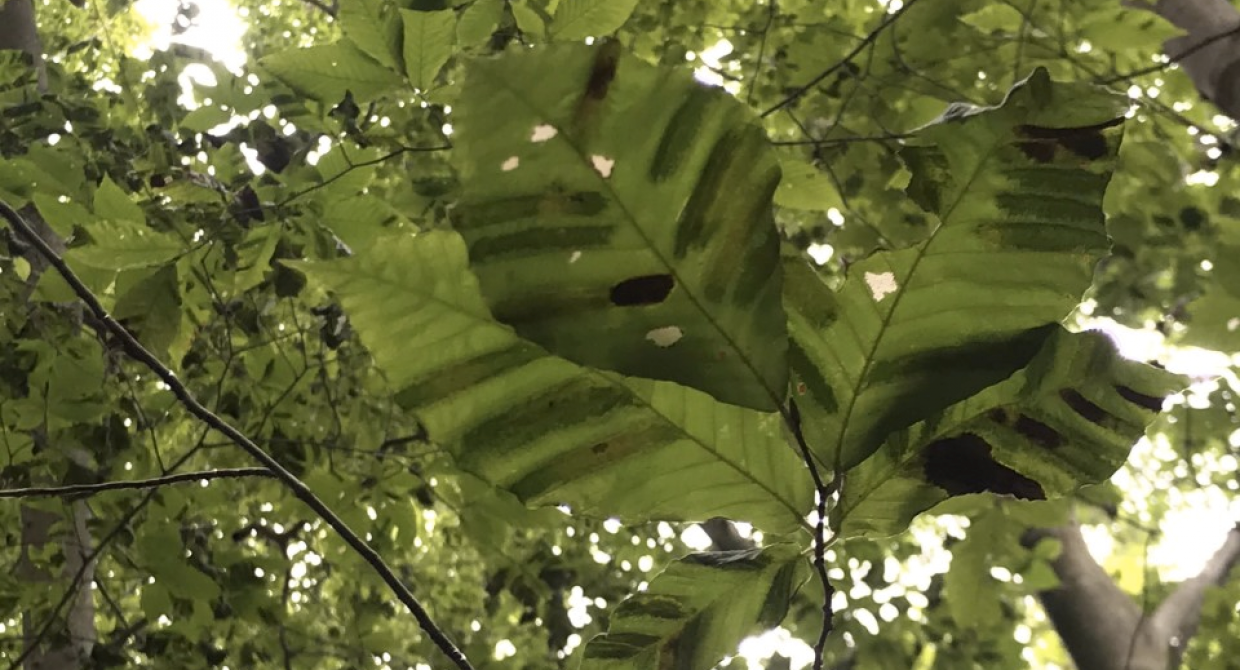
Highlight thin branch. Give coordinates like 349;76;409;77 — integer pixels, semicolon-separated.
1097;23;1240;86
0;468;274;499
747;0;779;105
770;133;911;147
299;0;337;17
786;400;834;670
274;144;451;210
8;429;212;670
760;0;923;118
0;199;475;670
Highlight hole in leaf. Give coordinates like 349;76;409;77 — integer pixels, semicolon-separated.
923;433;1045;500
1059;389;1109;424
610;274;674;306
1115;385;1164;412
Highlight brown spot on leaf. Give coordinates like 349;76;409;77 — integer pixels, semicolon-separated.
1015;117;1122;163
1115;385;1164;412
584;39;621;102
1014;415;1064;449
1060;389;1109;424
923;433;1045;500
987;408;1008;424
592;443;608;455
610;274;674;306
796;382;807;395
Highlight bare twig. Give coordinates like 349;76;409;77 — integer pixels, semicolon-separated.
0;199;475;670
760;0;923;118
0;468;273;499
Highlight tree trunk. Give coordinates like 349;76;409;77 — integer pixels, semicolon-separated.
1134;0;1240;120
1;3;97;668
1030;522;1240;670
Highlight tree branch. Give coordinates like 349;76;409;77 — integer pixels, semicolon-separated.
760;0;923;118
1149;524;1240;667
1026;523;1145;670
0;199;475;670
0;468;275;499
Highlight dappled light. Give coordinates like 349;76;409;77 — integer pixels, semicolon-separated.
1;0;1239;669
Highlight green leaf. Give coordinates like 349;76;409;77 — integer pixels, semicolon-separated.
788;69;1128;470
552;0;640;40
261;41;404;103
831;328;1185;538
293;232;813;532
582;545;805;670
1182;289;1240;353
510;0;547;39
69;219;185;270
179;105;233;133
340;0;404;71
32;192;93;237
400;8;455;91
457;0;504;46
140;583;173;620
944;510;1004;630
233;226;280;295
93;174;144;224
113;264;183;358
454;43;788;411
774;156;841;212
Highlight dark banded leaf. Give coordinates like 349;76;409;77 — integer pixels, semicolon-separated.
291;232;812;533
582;544;806;670
787;69;1128;471
832;328;1185;538
453;43;787;411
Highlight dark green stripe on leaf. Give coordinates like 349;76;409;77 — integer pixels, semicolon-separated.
462;380;631;456
394;344;545;409
583;633;662;659
1115;385;1164;412
508;421;683;502
1014;415;1064;450
614;594;689;620
1059;389;1109;425
788;341;837;413
469;225;615;263
650;85;717;183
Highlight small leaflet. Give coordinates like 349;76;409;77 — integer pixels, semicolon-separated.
645;326;683;347
502;156;520;171
530;124;558;142
864;271;898;302
591;155;615;178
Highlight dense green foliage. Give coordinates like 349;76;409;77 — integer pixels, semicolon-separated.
1;0;1238;669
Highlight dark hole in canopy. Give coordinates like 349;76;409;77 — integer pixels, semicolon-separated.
610;274;675;306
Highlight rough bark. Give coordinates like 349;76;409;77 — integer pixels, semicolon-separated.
1030;522;1240;670
0;0;47;90
1;3;97;668
1136;0;1240;120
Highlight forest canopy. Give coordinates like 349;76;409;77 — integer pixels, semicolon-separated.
1;1;1239;669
